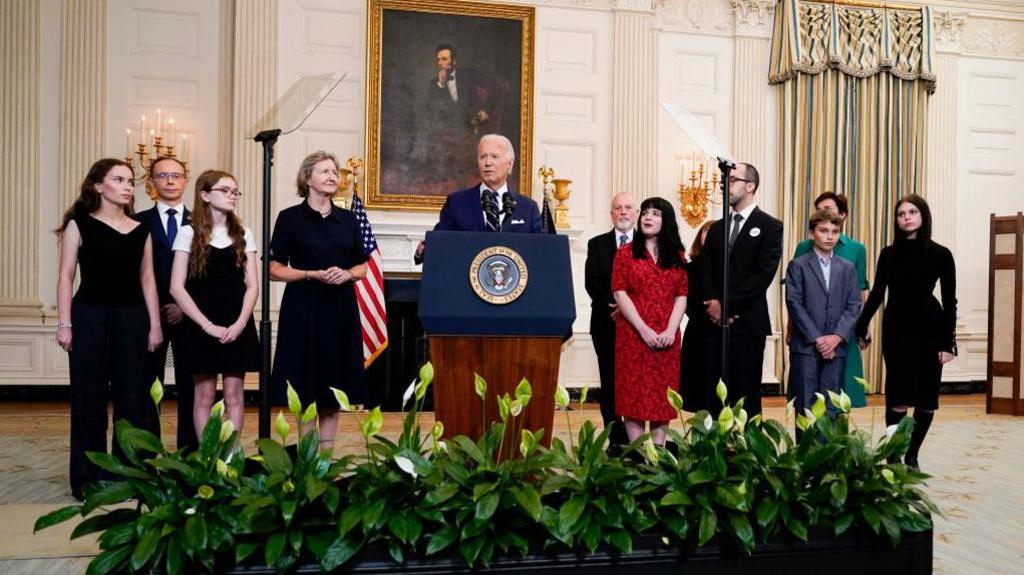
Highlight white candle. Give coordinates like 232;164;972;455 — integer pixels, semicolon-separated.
156;109;163;136
181;134;189;162
167;118;175;151
125;129;132;156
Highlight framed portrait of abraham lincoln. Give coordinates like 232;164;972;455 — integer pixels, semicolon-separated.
365;0;535;210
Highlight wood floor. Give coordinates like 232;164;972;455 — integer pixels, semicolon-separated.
1;395;1021;574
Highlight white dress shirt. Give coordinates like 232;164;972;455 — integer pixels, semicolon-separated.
479;182;510;225
156;201;184;235
438;70;459;102
729;202;757;236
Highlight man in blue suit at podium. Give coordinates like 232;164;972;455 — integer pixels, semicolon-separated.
415;134;542;262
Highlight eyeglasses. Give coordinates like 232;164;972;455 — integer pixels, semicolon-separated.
728;176;751;184
154;172;185;181
210;187;242;197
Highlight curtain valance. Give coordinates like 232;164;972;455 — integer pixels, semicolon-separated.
770;0;936;93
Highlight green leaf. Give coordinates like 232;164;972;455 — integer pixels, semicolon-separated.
265;531;286;567
475;492;500;521
98;522;137;549
301;402;318;426
85;452;151;480
83;481;136;514
130;528;161;571
426;525;457;555
861;506;882;534
235;542;258;564
360;407;383;438
85;545;132;575
116;422;164;454
184;515;207;551
512;486;542;521
320;536;362;571
830;478;848;507
459;536;486;565
286;382;303;417
834;512;855;536
609;529;633;554
728;513;754;550
756;498;779;527
698;509;717;545
71;509;135;540
474;373;487;399
255;439;293;474
558;494;587;533
166;536;183;575
660;491;691;507
33;505;82;533
686;468;714;485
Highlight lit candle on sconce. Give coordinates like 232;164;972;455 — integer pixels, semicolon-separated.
125;129;132;157
181;134;189;163
156;109;163;136
167;118;175;150
138;114;146;136
149;129;156;150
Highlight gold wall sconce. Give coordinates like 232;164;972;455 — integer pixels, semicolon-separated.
678;150;721;228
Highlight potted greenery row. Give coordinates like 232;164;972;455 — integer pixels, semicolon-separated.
36;365;938;574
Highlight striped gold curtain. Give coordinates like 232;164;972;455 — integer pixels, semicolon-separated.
770;0;936;393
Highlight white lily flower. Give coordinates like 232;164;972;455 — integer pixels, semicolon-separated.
394;455;417;478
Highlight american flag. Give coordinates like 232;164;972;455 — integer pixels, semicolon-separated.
351;193;388;366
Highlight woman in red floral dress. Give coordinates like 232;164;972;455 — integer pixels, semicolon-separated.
612;197;688;445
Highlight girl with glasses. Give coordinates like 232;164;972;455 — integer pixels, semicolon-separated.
169;170;260;448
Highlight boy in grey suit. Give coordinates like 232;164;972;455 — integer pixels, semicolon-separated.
785;210;862;423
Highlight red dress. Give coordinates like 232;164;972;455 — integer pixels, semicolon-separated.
612;246;688;421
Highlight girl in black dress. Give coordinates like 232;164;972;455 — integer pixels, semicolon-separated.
56;158;163;499
857;195;957;471
270;151;368;453
169;170;259;444
680;220;714;413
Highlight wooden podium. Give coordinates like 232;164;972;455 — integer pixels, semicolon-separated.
419;232;576;444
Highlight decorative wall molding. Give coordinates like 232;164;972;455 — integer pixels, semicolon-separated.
731;0;774;39
654;0;734;37
962;16;1024;60
615;0;654;13
934;11;968;54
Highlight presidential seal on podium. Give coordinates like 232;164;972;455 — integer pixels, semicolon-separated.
469;246;528;304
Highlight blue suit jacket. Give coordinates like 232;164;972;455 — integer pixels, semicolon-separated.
435;185;543;233
785;251;861;358
135;206;190;305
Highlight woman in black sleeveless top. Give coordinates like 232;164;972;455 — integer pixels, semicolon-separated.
169;170;260;447
55;158;163;500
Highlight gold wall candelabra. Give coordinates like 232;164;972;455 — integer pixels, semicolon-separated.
124;110;191;200
678;151;721;228
333;158;364;209
538;165;572;229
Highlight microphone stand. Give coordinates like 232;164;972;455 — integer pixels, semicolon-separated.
254;128;281;439
717;158;734;390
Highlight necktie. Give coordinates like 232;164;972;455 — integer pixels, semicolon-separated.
483;189;500;232
619;234;628;247
728;213;743;248
166;208;178;246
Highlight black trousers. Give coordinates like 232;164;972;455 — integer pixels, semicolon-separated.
704;329;766;417
68;303;155;494
591;319;627;444
147;320;196;451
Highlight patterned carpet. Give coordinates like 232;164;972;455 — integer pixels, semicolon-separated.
0;397;1021;574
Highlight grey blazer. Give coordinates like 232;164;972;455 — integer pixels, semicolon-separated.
785;251;862;357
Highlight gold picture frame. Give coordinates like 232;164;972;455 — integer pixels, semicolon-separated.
365;0;535;211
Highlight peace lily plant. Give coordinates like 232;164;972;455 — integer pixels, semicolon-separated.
36;367;938;574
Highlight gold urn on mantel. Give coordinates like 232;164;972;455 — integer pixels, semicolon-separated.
538;165;573;229
334;157;364;209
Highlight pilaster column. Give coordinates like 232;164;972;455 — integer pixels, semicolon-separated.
58;0;106;210
612;0;657;200
231;0;278;242
927;12;967;251
731;1;774;180
0;0;43;316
